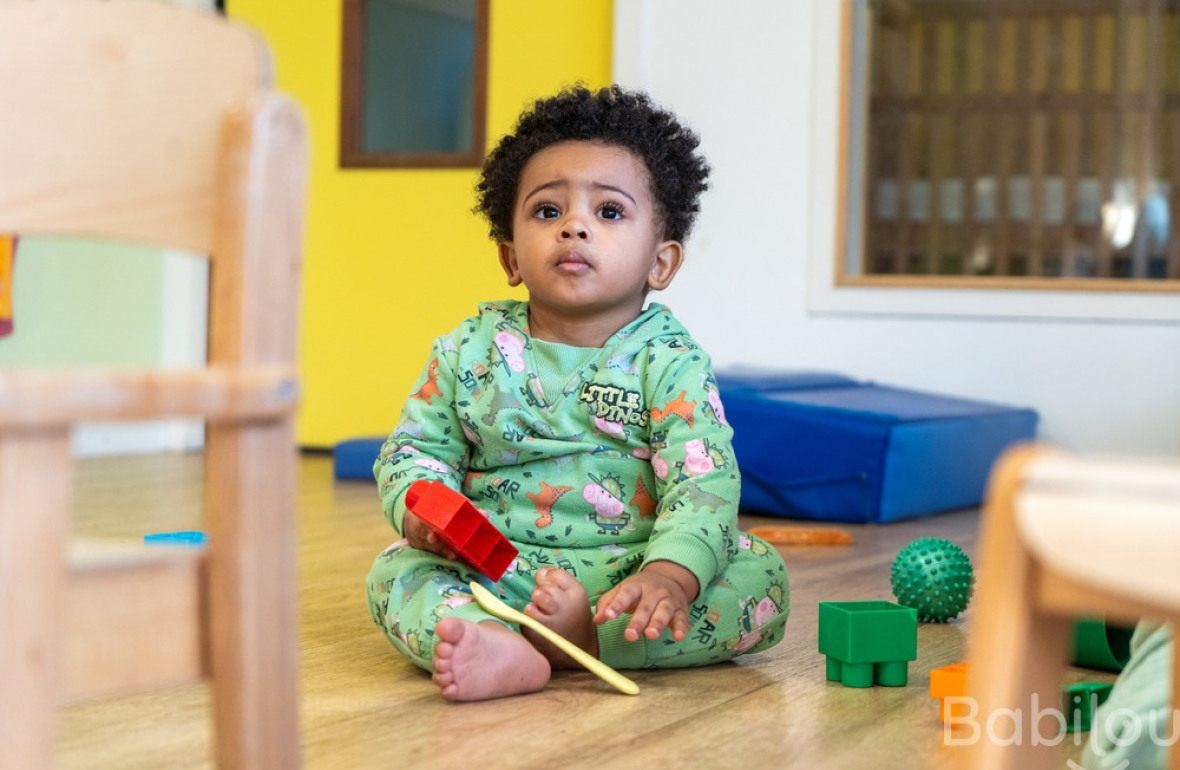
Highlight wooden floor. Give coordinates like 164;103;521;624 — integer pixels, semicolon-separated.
56;452;1100;769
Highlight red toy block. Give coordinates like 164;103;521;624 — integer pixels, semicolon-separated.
929;662;969;723
404;480;518;581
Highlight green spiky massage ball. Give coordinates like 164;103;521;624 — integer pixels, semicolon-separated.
891;537;975;623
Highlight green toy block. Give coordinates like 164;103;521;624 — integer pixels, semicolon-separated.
818;600;918;688
1072;618;1134;672
1063;682;1113;733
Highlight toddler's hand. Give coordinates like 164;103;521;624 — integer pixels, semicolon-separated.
402;509;458;561
593;561;699;642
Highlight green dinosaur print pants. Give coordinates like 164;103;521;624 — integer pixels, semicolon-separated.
366;532;790;671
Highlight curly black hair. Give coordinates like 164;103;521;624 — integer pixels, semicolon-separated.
475;85;710;244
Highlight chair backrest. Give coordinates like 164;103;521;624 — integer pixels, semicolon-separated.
0;0;262;252
1016;452;1180;615
0;0;306;374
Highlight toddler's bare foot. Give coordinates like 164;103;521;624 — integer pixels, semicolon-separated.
523;567;598;668
432;617;550;701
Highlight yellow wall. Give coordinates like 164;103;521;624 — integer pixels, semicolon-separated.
227;1;614;446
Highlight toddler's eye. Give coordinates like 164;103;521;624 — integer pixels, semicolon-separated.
598;203;625;220
533;204;560;219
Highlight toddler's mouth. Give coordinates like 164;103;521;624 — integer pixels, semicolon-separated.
556;251;592;272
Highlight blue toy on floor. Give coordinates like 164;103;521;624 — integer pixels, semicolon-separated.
334;437;385;481
144;530;207;547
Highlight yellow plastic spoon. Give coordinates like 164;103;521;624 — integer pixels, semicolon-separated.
467;580;640;696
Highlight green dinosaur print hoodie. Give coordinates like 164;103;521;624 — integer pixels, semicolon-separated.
374;300;741;591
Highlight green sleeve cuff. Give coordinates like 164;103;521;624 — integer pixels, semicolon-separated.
641;532;719;596
384;476;461;535
596;615;649;669
389;484;408;534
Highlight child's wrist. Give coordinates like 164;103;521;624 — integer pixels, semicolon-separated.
642;560;699;602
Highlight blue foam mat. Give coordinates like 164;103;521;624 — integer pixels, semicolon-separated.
334;437;384;480
720;372;1038;522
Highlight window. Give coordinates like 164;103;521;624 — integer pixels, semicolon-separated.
840;0;1180;291
340;0;488;168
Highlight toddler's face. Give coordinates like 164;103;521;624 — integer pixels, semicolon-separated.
498;140;681;329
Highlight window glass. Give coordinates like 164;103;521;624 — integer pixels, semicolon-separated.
341;0;487;167
842;0;1180;289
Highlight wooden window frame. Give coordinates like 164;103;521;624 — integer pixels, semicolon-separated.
835;0;1180;293
339;0;489;169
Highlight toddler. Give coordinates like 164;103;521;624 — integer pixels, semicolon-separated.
1082;621;1174;770
366;85;790;701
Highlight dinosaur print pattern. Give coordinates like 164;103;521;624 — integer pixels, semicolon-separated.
411;358;443;404
651;390;696;428
368;300;788;672
526;482;573;528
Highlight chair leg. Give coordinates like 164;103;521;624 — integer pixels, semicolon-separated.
968;570;1072;767
1172;629;1179;770
206;419;301;769
966;445;1071;769
0;430;72;770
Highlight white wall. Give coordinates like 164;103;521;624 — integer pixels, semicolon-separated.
615;0;1180;456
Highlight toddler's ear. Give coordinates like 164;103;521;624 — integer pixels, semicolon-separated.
646;240;684;292
498;242;523;287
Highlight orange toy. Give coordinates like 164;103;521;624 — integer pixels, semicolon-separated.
929;662;970;723
0;235;15;336
749;525;854;546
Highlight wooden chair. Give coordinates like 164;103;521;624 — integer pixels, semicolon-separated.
0;2;307;767
965;444;1180;769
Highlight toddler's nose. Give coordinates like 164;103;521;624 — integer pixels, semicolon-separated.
560;220;589;240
